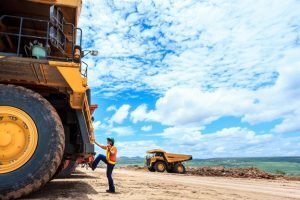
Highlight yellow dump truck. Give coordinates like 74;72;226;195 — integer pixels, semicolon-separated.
145;149;192;174
0;1;96;199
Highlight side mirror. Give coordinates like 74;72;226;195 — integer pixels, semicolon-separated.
90;50;98;56
82;50;99;57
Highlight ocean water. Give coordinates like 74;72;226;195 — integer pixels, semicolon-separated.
117;156;300;176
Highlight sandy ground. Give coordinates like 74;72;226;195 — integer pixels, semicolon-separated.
22;168;300;200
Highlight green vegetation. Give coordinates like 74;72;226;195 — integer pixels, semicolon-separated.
275;170;286;175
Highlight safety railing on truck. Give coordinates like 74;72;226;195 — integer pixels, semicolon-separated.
0;15;82;60
0;13;88;77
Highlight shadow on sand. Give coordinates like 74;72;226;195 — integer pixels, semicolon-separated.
22;180;98;199
55;173;98;180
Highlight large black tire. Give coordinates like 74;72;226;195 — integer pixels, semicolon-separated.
148;166;155;172
56;160;77;178
174;163;186;174
0;84;65;200
154;161;166;173
166;166;175;173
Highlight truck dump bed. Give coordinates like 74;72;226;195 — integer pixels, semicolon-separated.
164;153;193;163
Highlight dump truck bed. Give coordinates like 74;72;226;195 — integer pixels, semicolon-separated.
164;153;193;163
0;56;69;88
0;56;87;109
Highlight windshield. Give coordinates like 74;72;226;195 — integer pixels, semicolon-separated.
146;153;154;158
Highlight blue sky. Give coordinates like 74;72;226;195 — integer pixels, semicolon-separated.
79;0;300;158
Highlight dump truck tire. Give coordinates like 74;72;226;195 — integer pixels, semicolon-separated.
166;167;174;173
174;163;186;174
0;84;65;200
57;160;77;178
148;167;155;172
154;161;166;172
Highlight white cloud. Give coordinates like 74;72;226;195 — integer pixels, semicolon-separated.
111;104;131;124
155;126;203;144
93;121;101;130
273;111;300;133
155;126;299;158
241;49;300;132
131;50;300;133
130;104;148;123
141;125;152;132
94;122;135;137
80;0;300;96
117;140;159;157
93;119;135;137
110;126;135;136
144;87;254;126
107;105;117;112
84;0;300;133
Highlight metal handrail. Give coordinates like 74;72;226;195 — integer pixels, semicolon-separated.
81;60;88;77
0;14;81;61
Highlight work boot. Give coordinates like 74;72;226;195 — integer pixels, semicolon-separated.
106;190;115;193
88;163;95;171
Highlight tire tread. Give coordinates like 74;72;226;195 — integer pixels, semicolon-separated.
0;84;65;200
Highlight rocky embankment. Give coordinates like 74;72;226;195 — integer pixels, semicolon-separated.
188;166;274;179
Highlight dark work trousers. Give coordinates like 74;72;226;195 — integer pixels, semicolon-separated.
92;154;115;192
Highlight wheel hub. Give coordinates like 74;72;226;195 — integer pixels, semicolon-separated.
0;130;12;147
158;164;164;171
0;106;38;174
178;166;183;172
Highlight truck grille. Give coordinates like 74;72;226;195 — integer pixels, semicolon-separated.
146;158;151;166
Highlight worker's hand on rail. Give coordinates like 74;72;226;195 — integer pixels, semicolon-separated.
94;141;108;150
94;141;101;147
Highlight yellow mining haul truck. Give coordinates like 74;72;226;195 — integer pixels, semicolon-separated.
146;149;193;174
0;0;96;199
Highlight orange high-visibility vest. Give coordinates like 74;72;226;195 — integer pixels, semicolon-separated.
106;146;117;165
